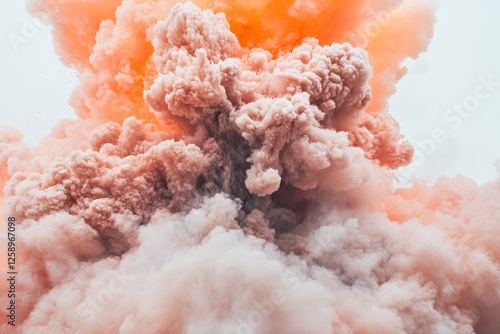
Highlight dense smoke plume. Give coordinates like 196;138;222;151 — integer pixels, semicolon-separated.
1;0;499;333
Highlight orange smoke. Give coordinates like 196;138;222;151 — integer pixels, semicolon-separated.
195;0;395;52
194;0;435;114
27;0;181;133
365;0;435;113
27;0;434;136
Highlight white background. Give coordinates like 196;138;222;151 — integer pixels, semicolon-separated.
0;0;499;185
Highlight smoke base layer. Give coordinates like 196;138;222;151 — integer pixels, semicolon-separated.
1;1;499;333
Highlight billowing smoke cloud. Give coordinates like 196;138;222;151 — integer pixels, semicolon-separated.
1;0;499;333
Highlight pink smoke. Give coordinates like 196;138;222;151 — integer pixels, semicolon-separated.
0;1;499;333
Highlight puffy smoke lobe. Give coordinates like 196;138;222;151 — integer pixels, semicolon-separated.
145;3;377;197
1;0;500;333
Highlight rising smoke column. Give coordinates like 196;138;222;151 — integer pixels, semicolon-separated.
1;0;500;333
